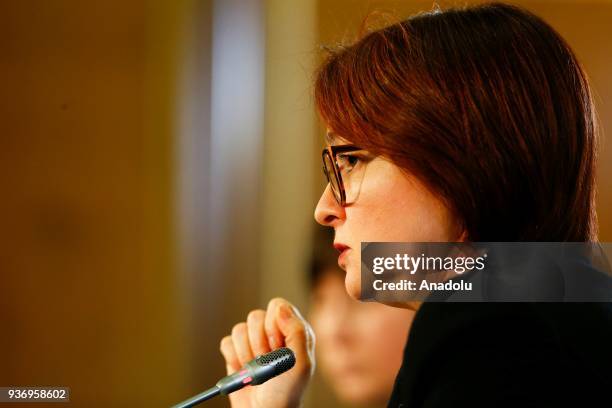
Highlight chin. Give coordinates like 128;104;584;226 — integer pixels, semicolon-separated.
344;269;361;300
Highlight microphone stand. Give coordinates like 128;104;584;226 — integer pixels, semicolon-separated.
171;386;220;408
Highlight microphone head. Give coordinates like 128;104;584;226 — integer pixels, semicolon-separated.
215;347;297;396
248;347;296;385
255;347;296;375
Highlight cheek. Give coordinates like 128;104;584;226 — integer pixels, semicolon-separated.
341;163;459;300
349;167;457;242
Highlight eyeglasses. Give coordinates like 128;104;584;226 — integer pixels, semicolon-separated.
321;144;371;206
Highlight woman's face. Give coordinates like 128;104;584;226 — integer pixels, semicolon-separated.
314;136;464;302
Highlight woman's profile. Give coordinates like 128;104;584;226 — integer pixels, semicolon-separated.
218;3;612;407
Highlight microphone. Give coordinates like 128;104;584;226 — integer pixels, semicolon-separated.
171;347;296;408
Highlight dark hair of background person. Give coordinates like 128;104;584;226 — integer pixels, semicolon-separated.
314;2;598;242
309;226;342;289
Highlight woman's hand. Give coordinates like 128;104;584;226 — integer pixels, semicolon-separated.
219;298;316;408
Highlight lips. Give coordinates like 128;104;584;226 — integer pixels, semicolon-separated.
333;243;350;268
333;243;349;252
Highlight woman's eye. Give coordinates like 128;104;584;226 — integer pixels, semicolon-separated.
337;154;361;172
345;155;360;166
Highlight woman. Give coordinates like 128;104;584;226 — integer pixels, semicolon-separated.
219;3;611;407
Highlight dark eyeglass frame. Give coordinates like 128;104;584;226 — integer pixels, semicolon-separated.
321;144;363;206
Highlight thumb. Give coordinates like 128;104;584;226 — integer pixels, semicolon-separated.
276;303;316;376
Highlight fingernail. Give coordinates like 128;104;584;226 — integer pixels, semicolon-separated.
279;304;292;322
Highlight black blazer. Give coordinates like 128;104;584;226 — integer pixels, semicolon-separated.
387;301;612;407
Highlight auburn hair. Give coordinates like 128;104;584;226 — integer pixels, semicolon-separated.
314;2;598;242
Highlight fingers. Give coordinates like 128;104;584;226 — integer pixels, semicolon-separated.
264;298;286;350
264;298;308;349
219;335;240;374
265;298;316;376
219;309;270;375
232;322;254;364
278;304;316;376
220;298;316;379
247;309;270;356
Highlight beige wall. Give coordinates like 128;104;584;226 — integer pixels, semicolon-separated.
0;1;199;406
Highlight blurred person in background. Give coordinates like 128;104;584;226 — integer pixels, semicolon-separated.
308;227;415;407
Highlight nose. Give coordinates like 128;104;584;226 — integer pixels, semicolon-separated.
314;184;345;226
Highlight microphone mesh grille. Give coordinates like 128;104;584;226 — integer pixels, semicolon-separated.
257;347;296;374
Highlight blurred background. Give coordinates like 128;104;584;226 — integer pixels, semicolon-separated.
1;0;611;407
